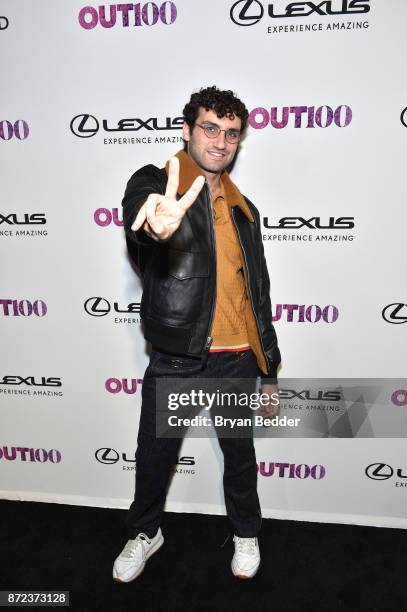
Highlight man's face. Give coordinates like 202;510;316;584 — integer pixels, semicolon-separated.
183;107;242;174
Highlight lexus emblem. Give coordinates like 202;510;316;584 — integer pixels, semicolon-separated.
382;303;407;324
230;0;264;26
84;297;111;317
95;448;119;464
365;463;393;480
70;113;99;138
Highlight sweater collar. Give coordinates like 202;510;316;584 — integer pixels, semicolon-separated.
165;150;254;223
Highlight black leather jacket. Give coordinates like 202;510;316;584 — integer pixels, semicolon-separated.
122;164;281;378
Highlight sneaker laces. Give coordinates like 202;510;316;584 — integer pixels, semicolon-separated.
235;537;257;556
121;533;151;559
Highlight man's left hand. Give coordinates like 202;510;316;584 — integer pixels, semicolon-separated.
258;383;280;418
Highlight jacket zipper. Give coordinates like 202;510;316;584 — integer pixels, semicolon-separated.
231;207;268;371
203;182;216;352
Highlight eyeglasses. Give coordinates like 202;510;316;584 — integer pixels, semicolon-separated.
194;122;241;144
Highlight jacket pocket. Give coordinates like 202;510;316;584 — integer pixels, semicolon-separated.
167;250;209;279
149;250;209;322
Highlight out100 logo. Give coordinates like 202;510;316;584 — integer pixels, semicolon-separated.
0;299;47;317
0;120;29;140
78;2;177;29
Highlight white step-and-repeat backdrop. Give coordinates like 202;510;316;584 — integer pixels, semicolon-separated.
1;0;407;529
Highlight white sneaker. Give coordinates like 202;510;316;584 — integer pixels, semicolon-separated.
231;536;260;579
113;528;164;583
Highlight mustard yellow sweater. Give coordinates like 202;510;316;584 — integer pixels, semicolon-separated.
170;151;267;374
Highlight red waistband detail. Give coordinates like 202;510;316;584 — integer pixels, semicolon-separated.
209;346;250;353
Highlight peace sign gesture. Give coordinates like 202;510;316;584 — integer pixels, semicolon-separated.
131;156;205;242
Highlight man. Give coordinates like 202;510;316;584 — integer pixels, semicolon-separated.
113;86;281;583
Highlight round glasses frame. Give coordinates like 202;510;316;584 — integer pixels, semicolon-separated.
194;122;241;144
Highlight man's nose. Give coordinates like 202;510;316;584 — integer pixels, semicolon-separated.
213;130;227;148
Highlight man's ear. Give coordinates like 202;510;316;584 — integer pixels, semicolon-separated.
182;121;190;142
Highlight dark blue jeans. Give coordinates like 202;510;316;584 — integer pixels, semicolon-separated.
126;348;262;539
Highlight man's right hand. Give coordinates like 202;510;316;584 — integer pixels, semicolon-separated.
131;156;205;242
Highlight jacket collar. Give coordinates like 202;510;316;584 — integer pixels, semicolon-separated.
165;150;254;223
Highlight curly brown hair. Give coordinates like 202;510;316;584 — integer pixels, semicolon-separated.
183;86;249;133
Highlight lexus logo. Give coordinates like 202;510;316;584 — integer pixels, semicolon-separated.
70;113;99;138
382;303;407;324
230;0;264;26
0;16;9;29
401;107;407;128
365;463;393;480
95;448;119;464
84;297;110;316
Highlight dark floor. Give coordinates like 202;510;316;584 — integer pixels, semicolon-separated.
0;500;406;612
